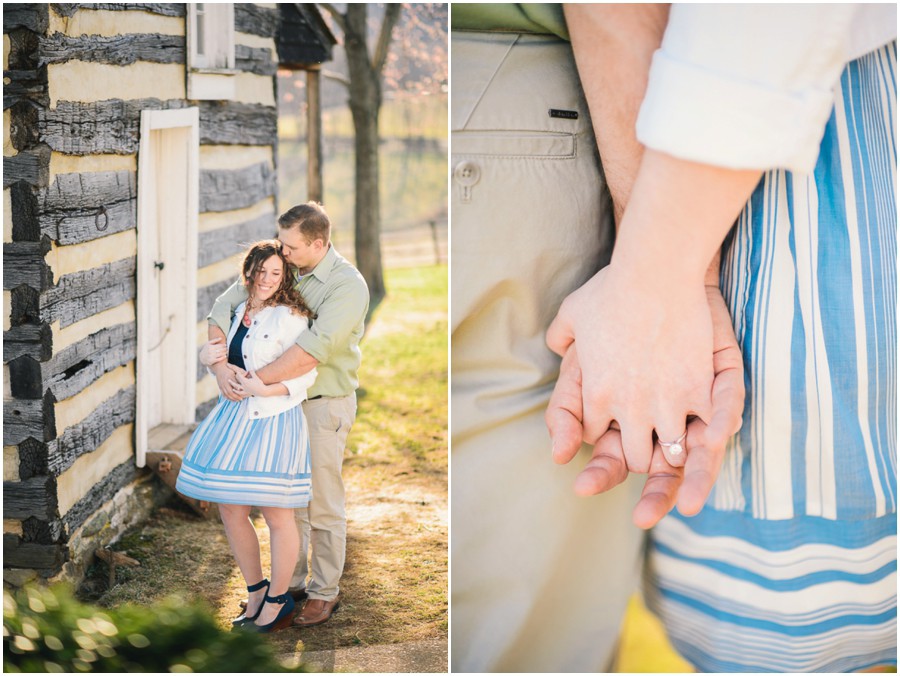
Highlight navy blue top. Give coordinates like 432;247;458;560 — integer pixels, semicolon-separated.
228;321;249;370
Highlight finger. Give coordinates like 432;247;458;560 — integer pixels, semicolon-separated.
703;358;745;452
545;304;574;357
685;388;714;425
619;421;654;474
655;412;689;469
676;423;725;516
580;399;614;447
574;429;629;496
223;385;241;402
546;348;584;465
632;443;683;529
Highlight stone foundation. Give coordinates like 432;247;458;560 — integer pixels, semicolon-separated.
2;474;173;588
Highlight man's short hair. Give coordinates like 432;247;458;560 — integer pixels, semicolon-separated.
278;202;331;245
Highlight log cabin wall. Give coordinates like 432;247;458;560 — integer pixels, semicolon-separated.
3;3;280;585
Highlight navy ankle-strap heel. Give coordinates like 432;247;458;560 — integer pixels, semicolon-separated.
252;592;296;633
232;578;270;627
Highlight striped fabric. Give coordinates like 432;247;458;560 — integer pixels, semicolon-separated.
645;513;896;673
646;42;897;672
176;397;312;509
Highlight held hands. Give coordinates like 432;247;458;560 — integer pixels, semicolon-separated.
547;263;715;471
231;370;274;398
212;363;246;402
545;282;744;528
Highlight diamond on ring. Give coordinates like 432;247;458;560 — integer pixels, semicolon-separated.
660;430;687;456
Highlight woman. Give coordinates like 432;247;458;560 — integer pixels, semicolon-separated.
176;240;317;633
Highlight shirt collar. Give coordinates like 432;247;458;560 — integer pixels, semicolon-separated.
301;244;337;282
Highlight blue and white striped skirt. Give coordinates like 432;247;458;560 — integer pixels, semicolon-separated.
645;42;897;672
175;397;312;508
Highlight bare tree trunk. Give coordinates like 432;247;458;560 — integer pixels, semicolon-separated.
342;3;401;315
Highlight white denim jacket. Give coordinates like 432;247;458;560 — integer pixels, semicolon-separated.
224;303;318;420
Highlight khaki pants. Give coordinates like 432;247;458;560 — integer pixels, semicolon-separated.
291;393;357;601
451;31;643;672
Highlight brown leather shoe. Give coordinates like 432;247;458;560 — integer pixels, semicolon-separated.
293;597;340;627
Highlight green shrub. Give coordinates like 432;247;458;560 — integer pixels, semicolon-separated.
3;585;304;673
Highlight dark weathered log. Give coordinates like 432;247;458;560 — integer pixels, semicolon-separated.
40;99;278;154
2;147;49;188
10;285;41;327
3;239;53;291
198;101;277;146
9;260;136;335
41;257;136;329
49;386;136;476
62;460;145;534
8;355;44;400
9;101;42;151
39;32;185;67
197;279;234;323
234;4;279;38
40;171;137;245
3;391;56;446
7;28;42;70
235;44;277;76
52;3;185;17
9;180;40;242
22;517;65;544
17;437;50;480
198;212;276;267
45;322;136;403
3;475;58;520
3;5;49;34
200;162;275;213
41;98;188;155
3;535;66;573
3;67;50;110
3;323;53;362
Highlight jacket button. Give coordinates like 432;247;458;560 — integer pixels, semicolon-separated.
243;355;247;359
264;334;268;338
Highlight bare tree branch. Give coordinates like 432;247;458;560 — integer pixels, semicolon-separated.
321;68;350;88
373;4;402;75
318;3;346;34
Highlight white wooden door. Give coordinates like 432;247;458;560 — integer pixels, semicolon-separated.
136;109;199;467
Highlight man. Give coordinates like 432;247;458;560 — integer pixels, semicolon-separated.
206;202;369;627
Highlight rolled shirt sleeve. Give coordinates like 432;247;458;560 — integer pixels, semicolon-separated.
636;4;861;173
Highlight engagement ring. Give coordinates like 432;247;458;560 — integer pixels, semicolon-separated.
659;430;687;456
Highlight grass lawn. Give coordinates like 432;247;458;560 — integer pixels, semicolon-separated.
82;264;448;661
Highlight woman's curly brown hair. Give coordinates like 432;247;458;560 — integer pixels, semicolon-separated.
240;240;316;319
